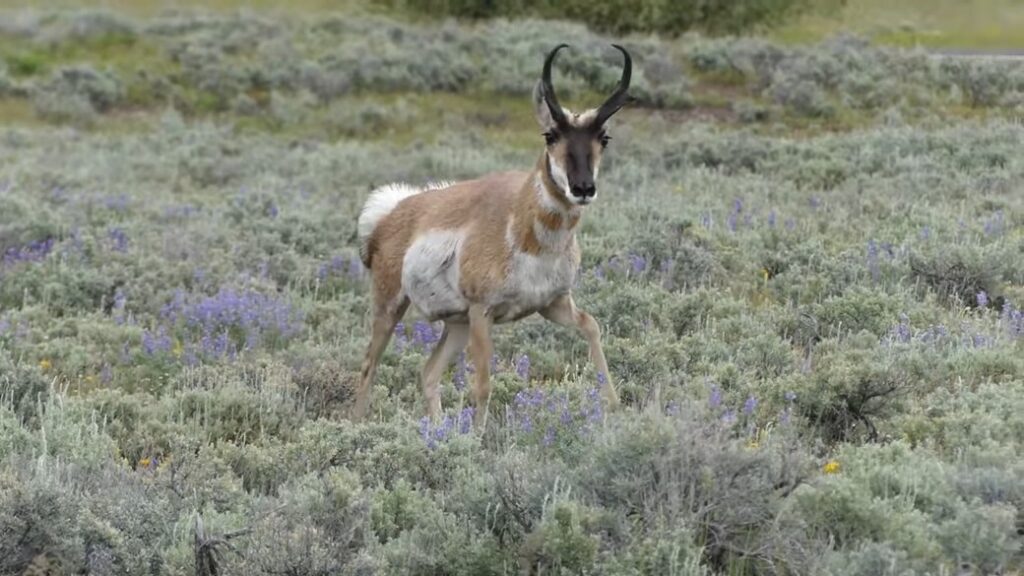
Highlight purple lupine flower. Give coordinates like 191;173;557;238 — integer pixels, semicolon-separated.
583;387;603;423
768;210;777;228
866;240;880;282
701;212;713;229
892;313;912;344
108;227;129;252
515;354;530;380
708;386;722;408
347;258;363;279
453;352;467;390
433;415;455;445
152;286;303;361
784;391;797;402
977;291;989;308
141;328;172;356
780;407;791;425
412;321;443;351
666;400;680;416
113;289;128;325
100;364;113;384
628;254;647;275
267;203;279;219
394;322;407;351
419;417;434;449
519;412;533;433
1004;302;1023;339
727;211;738;232
319;256;347;280
543;426;556;446
103;194;129;212
920;226;931;240
721;409;737;425
597;372;608;387
458;407;474;434
0;317;10;337
743;395;758;415
809;196;821;209
983;211;1004;236
2;238;55;266
785;218;796;231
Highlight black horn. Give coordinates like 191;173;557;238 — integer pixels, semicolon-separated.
541;43;570;128
594;44;633;126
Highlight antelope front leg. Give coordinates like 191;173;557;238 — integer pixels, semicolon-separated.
351;297;409;421
467;304;494;429
541;293;619;408
420;322;470;421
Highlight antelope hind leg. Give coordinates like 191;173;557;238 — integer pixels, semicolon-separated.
351;297;409;421
420;322;470;421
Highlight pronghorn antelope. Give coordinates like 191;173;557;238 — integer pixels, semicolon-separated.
353;43;633;427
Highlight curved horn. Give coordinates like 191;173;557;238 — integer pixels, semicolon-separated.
541;43;570;128
594;44;633;126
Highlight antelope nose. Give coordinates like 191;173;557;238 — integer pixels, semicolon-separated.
571;183;596;198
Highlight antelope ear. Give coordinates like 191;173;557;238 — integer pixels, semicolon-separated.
532;81;557;131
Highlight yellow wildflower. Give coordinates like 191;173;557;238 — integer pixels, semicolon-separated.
138;457;152;469
39;358;52;372
761;268;770;282
746;439;759;450
172;339;184;358
823;460;840;474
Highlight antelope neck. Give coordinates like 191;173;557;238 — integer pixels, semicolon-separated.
508;154;581;255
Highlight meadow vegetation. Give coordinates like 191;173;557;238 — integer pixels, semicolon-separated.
0;7;1023;576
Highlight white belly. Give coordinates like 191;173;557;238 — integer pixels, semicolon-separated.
402;230;469;320
492;250;576;323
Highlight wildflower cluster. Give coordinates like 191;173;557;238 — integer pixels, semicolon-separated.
703;382;796;437
316;254;364;282
2;238;55;268
393;320;444;353
508;383;604;448
885;308;1021;349
1001;301;1024;340
140;286;304;362
418;407;474;449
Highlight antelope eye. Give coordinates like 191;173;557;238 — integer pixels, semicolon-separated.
543;131;559;146
599;132;611;148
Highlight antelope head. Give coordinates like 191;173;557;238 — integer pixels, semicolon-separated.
533;43;633;206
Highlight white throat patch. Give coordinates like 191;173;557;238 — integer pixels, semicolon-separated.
547;152;570;196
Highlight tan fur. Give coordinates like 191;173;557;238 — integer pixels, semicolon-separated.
352;112;619;427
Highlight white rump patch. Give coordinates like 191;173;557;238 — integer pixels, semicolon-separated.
402;229;468;320
358;181;452;263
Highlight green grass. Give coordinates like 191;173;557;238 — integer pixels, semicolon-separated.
774;0;1024;48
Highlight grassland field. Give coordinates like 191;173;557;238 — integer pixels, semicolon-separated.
0;2;1023;575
